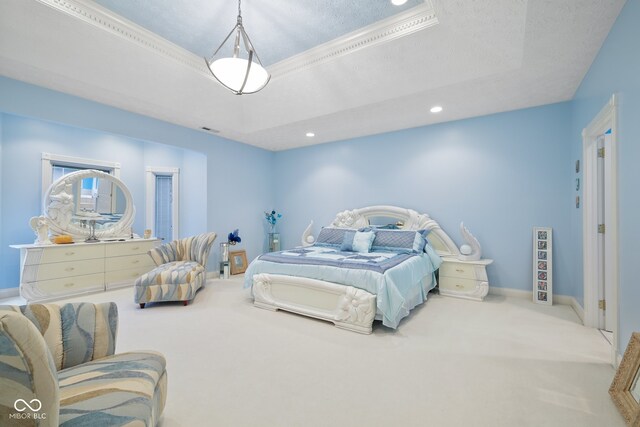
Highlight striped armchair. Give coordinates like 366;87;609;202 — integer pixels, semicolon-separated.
0;302;167;426
134;232;217;308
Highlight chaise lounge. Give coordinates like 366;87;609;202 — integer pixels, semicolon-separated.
134;232;217;308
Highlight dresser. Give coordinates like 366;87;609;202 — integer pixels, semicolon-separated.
438;257;493;301
10;239;160;302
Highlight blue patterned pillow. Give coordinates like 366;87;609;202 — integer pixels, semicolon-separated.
371;229;427;254
315;227;354;247
341;230;376;253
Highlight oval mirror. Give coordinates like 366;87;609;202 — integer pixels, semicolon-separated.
44;170;135;240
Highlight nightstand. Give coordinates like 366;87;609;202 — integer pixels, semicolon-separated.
438;258;493;301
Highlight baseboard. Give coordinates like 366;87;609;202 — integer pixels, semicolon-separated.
488;286;584;322
488;287;530;299
563;296;584;323
0;287;20;299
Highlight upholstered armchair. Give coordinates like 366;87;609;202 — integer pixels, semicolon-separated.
0;302;167;426
134;232;217;308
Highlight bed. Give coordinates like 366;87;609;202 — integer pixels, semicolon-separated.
244;205;483;334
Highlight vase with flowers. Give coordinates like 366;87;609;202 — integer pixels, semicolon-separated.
264;210;282;234
227;229;241;245
264;210;282;252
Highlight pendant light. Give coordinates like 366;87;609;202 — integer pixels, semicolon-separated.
204;0;270;95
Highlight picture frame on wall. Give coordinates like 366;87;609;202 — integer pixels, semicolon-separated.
533;227;553;305
610;332;640;426
229;250;248;275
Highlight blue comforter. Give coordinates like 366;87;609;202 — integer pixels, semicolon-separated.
244;245;442;328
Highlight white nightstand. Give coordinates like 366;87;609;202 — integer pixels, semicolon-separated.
438;258;493;301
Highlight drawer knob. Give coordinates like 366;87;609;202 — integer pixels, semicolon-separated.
65;267;75;272
132;246;140;251
65;252;75;256
455;284;463;288
64;283;74;288
132;260;140;264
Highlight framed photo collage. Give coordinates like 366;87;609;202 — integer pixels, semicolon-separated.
533;227;552;305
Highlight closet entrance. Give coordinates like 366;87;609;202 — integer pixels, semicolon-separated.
582;95;618;366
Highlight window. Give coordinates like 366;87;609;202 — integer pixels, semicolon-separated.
41;153;120;210
146;167;179;241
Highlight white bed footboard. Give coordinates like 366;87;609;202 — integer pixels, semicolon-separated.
252;273;377;334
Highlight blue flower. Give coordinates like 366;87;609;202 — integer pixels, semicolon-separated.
264;210;283;226
228;229;241;244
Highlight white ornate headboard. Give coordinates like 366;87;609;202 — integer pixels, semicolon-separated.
301;205;482;261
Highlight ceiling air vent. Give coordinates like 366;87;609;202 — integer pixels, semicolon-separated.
201;127;220;133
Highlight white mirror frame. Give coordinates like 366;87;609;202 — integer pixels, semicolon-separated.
43;169;135;239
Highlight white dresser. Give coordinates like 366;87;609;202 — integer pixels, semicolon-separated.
438;257;493;301
11;239;160;302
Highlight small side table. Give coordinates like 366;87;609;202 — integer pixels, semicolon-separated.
219;242;230;279
268;233;280;252
438;258;493;301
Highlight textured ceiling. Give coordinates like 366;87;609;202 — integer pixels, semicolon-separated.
0;0;628;151
91;0;424;66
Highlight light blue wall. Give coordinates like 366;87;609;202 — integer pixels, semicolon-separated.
0;77;274;289
571;0;640;355
0;113;207;288
274;103;573;295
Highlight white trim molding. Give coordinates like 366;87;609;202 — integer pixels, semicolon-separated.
34;0;438;80
581;94;619;367
0;288;20;301
145;167;180;241
34;0;210;76
269;2;438;78
488;287;584;322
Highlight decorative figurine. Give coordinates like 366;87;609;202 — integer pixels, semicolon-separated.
29;216;51;245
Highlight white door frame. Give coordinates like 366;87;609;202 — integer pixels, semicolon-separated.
582;94;619;366
145;167;180;241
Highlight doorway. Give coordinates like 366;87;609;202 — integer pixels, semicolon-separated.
146;167;180;242
582;95;618;366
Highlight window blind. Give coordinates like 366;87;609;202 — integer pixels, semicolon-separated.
155;175;173;241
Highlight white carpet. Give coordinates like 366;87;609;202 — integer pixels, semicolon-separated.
2;278;625;426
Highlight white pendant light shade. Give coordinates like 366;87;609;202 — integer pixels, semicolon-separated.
204;0;270;95
209;57;269;94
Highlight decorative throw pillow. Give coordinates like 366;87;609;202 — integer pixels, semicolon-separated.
341;230;376;253
371;229;427;254
315;227;354;247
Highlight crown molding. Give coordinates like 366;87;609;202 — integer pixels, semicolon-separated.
34;0;437;81
34;0;212;77
268;1;439;78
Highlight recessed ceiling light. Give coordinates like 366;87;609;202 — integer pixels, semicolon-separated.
391;0;408;5
306;132;315;137
430;106;443;113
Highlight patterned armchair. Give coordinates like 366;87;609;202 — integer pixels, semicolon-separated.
0;302;167;426
134;232;217;308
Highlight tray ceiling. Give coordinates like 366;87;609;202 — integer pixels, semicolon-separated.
0;0;627;151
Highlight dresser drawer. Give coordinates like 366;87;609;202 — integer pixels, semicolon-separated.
105;254;155;271
439;277;479;293
105;267;150;287
25;273;105;297
439;262;477;280
105;241;157;257
25;245;105;265
23;258;104;282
